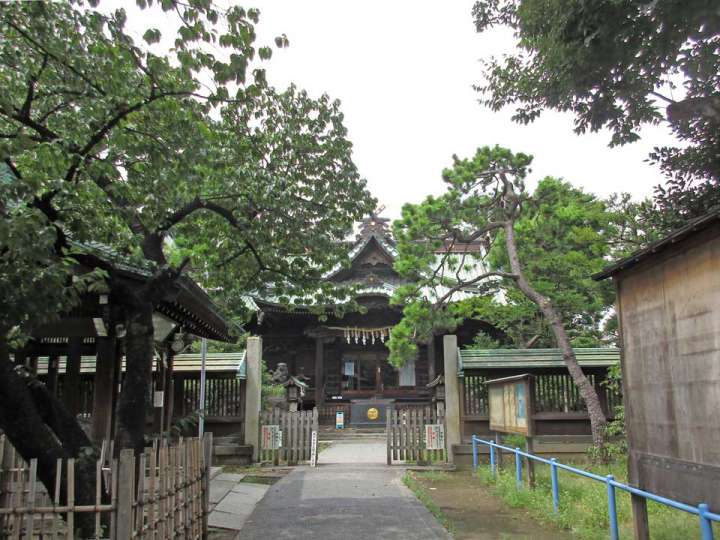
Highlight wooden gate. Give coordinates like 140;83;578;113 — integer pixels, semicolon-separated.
386;407;446;465
259;409;318;465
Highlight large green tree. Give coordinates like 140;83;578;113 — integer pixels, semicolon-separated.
0;0;374;521
472;0;720;230
462;177;620;349
389;146;608;450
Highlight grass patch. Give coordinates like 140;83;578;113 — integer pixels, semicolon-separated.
474;459;717;539
403;471;454;535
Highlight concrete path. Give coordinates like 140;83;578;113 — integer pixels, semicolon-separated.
208;472;269;532
240;461;450;539
319;436;387;464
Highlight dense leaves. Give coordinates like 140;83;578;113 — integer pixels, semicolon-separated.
472;0;720;230
0;0;375;340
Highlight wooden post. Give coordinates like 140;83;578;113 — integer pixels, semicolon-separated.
164;350;176;433
244;337;262;462
153;352;166;435
116;449;134;540
427;337;436;384
109;338;122;442
526;437;535;488
91;335;117;444
202;432;213;540
64;337;82;416
443;335;461;462
46;354;59;397
631;494;650;540
314;337;325;406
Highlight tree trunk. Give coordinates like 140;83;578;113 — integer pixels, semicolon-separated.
0;339;103;536
503;222;608;450
115;300;154;454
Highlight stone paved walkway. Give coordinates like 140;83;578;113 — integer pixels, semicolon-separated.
208;472;268;533
240;460;450;539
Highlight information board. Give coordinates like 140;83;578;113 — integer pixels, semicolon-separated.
261;425;283;450
487;374;534;436
335;411;345;429
425;424;445;450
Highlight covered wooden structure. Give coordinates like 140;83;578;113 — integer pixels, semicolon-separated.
458;348;621;440
246;215;502;423
595;209;720;517
11;250;237;444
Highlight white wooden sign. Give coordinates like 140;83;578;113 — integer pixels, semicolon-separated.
310;430;318;467
261;425;282;450
153;391;164;408
425;424;445;450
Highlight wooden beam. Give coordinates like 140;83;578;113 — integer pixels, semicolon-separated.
91;335;117;445
315;337;325;406
46;355;59;397
64;338;82;416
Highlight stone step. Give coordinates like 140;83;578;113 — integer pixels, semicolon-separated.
212;444;253;467
213;435;243;446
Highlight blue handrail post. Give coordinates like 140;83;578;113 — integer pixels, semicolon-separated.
472;437;478;472
489;444;496;477
515;448;522;489
550;458;559;513
699;503;715;540
606;475;619;540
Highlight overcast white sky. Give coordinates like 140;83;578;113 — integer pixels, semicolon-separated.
122;0;681;218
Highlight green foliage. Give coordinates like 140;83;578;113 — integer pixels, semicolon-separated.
502;433;526;449
475;460;706;539
472;0;720;229
0;1;375;341
390;150;626;364
486;177;618;347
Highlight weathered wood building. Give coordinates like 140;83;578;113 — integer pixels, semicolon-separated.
595;209;720;515
246;215;498;422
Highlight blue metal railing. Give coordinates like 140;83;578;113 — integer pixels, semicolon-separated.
472;435;719;540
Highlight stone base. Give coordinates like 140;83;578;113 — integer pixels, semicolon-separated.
349;398;394;427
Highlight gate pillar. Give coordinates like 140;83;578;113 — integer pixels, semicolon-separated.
244;336;262;461
443;335;461;462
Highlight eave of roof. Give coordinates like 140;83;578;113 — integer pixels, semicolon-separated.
593;208;720;281
33;350;247;377
458;347;620;374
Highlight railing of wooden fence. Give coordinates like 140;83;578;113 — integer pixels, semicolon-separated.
462;372;622;417
386;407;446;465
0;434;211;539
181;375;245;417
259;409;318;465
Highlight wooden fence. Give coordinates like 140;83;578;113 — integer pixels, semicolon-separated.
259;409;318;465
386;407;446;465
462;372;622;418
0;434;211;539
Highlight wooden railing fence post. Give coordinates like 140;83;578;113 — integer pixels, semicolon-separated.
202;432;213;540
115;449;134;540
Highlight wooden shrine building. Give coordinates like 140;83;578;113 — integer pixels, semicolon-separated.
246;215;500;423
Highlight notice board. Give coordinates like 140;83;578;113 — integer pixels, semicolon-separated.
486;374;535;436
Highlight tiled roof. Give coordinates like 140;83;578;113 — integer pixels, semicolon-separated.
458;347;620;374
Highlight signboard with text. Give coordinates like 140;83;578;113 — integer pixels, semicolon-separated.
487;374;535;436
261;425;283;450
425;424;446;450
